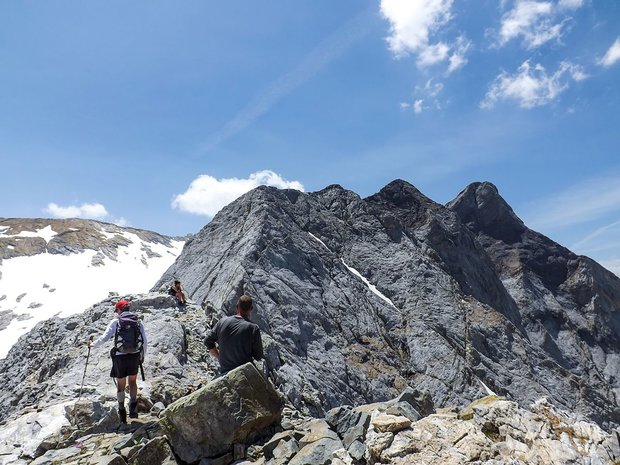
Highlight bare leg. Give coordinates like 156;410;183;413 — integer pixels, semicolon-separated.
116;377;127;422
127;374;138;402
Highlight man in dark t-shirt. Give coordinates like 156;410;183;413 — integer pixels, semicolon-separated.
204;294;264;374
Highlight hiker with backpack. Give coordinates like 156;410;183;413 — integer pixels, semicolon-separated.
88;299;147;423
204;294;263;375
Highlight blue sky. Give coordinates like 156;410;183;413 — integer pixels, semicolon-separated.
1;1;619;275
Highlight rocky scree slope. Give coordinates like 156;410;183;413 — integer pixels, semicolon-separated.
0;294;617;465
156;180;620;429
0;294;216;426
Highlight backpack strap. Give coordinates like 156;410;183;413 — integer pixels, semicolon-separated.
113;318;120;351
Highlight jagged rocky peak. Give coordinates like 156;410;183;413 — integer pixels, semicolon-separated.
1;180;620;463
447;181;526;243
368;178;437;211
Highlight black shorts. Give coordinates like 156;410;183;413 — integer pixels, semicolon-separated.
110;352;141;378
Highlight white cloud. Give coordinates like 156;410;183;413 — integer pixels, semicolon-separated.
558;0;584;9
172;170;305;217
571;219;620;250
418;42;450;67
481;60;587;109
380;0;453;56
114;217;129;227
420;79;444;98
413;99;424;113
598;37;620;68
523;173;620;231
447;36;471;73
401;80;444;113
45;202;108;219
497;0;583;49
380;0;469;71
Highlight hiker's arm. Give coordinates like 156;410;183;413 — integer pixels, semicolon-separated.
91;320;117;348
140;323;147;359
204;322;219;358
252;329;264;361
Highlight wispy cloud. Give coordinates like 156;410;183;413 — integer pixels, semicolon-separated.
380;0;469;72
197;9;372;155
496;0;584;49
45;202;108;219
523;173;620;231
448;36;471;74
481;60;588;109
570;220;620;254
172;170;305;217
598;259;620;277
400;79;444;113
598;37;620;68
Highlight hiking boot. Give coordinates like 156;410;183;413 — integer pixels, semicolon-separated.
118;406;127;424
129;401;138;419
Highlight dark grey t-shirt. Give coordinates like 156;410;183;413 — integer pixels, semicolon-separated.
204;315;264;373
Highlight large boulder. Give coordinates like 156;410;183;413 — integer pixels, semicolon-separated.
160;362;284;463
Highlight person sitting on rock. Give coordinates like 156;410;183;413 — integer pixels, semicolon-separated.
204;294;264;374
168;279;187;306
88;299;147;423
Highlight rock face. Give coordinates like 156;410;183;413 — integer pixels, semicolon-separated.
0;294;213;426
160;362;284;463
360;395;620;465
447;182;620;426
155;180;620;429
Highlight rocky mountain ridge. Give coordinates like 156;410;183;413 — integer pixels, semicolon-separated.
156;179;620;429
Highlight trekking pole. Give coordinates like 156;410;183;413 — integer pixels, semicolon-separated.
74;336;93;427
78;336;94;400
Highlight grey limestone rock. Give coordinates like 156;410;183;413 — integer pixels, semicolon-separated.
0;309;14;331
160;362;284;463
287;437;345;465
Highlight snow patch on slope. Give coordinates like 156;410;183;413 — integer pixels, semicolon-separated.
341;259;397;309
0;230;184;359
308;232;397;309
0;225;57;242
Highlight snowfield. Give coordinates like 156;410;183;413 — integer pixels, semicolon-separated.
0;227;184;358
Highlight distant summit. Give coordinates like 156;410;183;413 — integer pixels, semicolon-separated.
448;181;526;243
0;218;185;358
